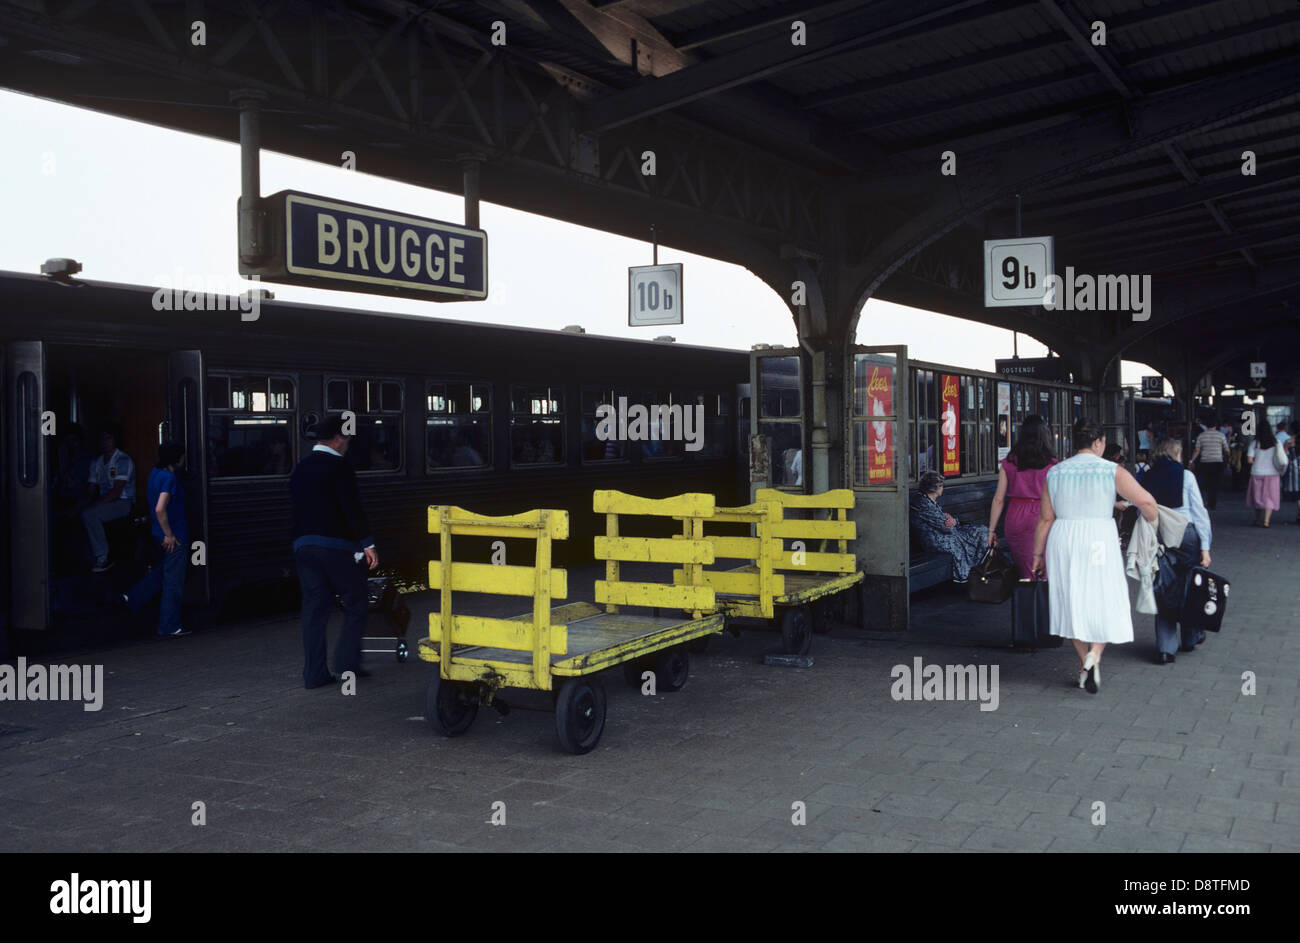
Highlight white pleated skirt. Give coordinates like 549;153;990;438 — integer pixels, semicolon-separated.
1045;518;1133;644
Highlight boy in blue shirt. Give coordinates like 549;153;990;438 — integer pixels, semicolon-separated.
124;442;191;637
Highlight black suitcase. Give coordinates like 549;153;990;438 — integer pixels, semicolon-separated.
1181;567;1229;632
1010;578;1061;649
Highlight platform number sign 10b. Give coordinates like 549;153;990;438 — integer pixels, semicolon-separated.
628;263;684;326
983;237;1055;308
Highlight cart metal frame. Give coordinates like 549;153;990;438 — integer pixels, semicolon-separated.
685;488;863;654
417;491;725;753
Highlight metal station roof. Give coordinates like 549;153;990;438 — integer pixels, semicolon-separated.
0;0;1296;392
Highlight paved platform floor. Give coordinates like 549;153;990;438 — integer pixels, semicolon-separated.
2;503;1296;852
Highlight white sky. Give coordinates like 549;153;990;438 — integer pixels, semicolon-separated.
0;89;1156;387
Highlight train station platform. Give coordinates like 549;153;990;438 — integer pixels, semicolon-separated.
2;503;1296;853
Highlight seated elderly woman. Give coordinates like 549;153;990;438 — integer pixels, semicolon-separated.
910;471;991;583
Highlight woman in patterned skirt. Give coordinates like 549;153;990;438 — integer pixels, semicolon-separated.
1033;419;1158;693
910;471;990;583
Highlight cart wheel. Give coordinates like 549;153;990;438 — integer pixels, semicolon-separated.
425;675;478;737
653;646;690;692
780;605;813;655
396;640;409;663
812;597;843;635
687;635;710;653
622;660;648;687
554;678;607;755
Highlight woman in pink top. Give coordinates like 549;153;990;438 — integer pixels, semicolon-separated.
988;415;1058;579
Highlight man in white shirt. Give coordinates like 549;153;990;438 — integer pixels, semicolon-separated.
82;431;136;572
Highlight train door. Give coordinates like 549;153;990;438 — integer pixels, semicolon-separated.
5;341;51;631
165;350;210;605
847;345;909;631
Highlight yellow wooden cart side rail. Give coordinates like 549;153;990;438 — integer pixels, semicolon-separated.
591;490;717;618
427;505;569;690
674;500;782;619
754;488;858;574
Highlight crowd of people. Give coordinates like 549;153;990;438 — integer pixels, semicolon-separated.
909;409;1290;694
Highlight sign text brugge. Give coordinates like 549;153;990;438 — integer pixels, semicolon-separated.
241;191;487;302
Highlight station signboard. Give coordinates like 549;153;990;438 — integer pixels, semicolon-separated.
239;190;488;301
983;236;1054;307
628;263;683;326
1141;376;1163;397
995;357;1067;380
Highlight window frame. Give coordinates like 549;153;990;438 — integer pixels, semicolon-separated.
425;378;493;474
508;382;567;468
206;371;299;480
324;374;406;476
755;352;805;491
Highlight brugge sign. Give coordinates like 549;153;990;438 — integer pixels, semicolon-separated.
240;191;487;301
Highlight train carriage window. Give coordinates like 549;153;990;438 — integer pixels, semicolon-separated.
427;381;491;471
510;384;564;466
641;390;686;460
694;393;731;459
758;355;803;488
581;388;628;463
325;377;403;473
207;373;296;478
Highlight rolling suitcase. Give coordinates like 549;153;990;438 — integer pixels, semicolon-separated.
1180;567;1229;632
1010;578;1061;649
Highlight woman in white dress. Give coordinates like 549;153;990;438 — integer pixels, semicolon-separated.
1032;419;1158;693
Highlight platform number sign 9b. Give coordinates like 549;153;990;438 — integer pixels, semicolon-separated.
628;263;683;326
983;237;1055;308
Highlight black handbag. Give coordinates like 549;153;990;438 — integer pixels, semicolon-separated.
968;547;1016;604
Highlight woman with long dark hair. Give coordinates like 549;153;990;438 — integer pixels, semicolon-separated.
1245;420;1284;527
1034;419;1158;693
988;415;1057;578
122;441;191;637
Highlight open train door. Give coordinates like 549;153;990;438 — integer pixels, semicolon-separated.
5;341;51;632
847;345;909;631
165;350;210;606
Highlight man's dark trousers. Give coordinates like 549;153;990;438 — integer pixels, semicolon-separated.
1197;461;1223;509
296;544;367;686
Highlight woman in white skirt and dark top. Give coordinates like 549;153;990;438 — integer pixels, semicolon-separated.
1033;419;1159;693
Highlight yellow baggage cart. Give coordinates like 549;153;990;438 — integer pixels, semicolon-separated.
418;491;725;754
681;488;863;655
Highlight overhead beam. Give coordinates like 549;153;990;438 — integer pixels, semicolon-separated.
585;0;988;131
669;0;891;52
844;48;1300;339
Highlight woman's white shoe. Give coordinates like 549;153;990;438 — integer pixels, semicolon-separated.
1083;652;1099;694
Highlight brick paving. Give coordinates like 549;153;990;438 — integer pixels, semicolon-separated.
1;501;1296;852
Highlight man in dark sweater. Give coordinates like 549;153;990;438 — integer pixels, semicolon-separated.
290;415;379;688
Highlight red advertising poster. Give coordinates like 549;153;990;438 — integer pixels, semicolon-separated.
866;364;894;484
941;373;961;475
